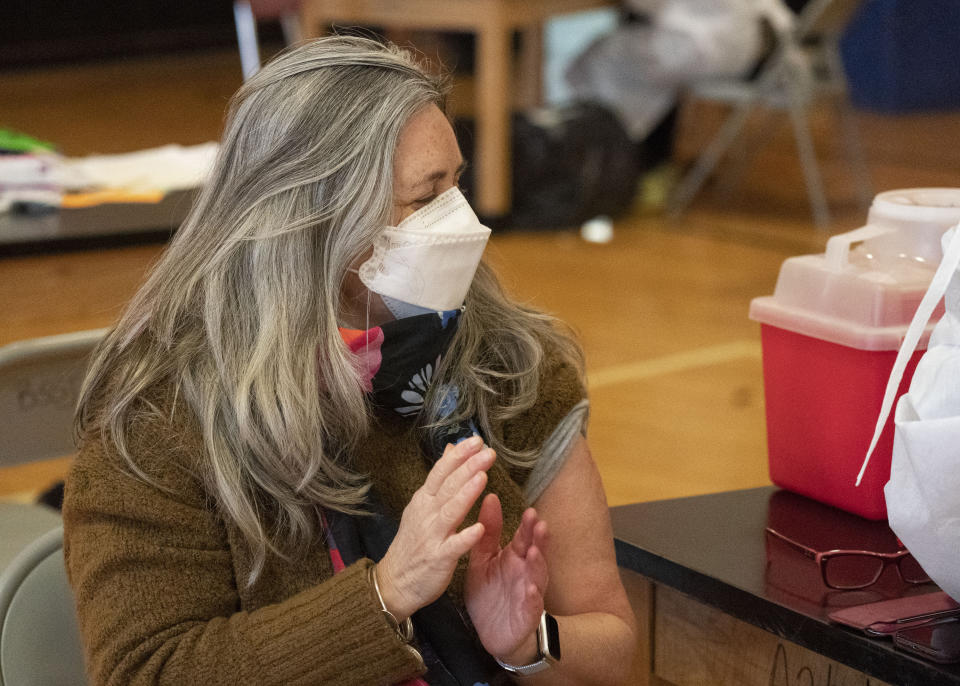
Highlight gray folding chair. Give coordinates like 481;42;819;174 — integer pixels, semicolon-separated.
0;329;107;570
0;331;106;684
0;527;87;686
0;328;107;469
668;0;871;228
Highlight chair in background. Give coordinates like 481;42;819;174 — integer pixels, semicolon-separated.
0;329;106;571
667;0;871;228
0;527;87;686
233;0;305;80
0;328;107;469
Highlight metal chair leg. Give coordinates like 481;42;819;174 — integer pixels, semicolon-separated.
786;85;830;228
668;99;757;220
233;1;261;81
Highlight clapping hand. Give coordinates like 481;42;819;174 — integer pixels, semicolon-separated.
465;494;549;665
377;437;494;621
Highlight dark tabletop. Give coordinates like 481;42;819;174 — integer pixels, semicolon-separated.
611;486;960;686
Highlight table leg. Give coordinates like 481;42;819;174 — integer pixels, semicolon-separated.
621;568;656;686
475;20;512;217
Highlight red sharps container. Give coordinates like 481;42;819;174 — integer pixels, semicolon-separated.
750;189;960;519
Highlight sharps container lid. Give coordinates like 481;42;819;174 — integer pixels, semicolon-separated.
750;189;960;351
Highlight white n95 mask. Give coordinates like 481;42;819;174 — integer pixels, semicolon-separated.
358;187;491;312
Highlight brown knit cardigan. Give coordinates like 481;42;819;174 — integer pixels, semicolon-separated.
63;352;584;686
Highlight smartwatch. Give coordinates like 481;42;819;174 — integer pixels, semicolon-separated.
494;611;561;676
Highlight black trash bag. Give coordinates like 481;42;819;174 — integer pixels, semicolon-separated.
456;102;639;230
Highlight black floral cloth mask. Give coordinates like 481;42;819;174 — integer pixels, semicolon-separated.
339;307;480;452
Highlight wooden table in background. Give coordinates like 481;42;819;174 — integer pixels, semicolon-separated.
0;190;193;258
298;0;615;218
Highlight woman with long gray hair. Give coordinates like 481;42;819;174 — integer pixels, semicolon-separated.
64;36;636;685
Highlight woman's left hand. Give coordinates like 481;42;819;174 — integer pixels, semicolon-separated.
464;494;549;665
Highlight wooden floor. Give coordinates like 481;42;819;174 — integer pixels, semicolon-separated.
2;48;959;506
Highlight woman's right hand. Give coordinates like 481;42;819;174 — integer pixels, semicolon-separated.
376;436;494;621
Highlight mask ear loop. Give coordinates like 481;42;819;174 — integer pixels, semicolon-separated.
365;288;371;335
364;287;372;380
346;265;375;382
345;265;373;337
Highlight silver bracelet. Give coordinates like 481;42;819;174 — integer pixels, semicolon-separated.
369;563;414;643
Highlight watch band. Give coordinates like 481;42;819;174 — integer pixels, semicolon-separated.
494;611;560;676
494;654;552;677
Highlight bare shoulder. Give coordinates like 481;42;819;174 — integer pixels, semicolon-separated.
533;436;631;620
534;435;605;515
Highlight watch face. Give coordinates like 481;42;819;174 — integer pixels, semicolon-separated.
542;612;561;661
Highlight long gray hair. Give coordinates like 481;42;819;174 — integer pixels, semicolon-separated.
76;36;583;582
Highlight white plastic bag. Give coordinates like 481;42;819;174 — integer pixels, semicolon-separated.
860;225;960;601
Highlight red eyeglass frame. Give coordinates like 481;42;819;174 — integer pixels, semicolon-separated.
764;526;930;590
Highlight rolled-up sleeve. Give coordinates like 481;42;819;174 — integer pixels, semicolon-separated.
495;347;589;503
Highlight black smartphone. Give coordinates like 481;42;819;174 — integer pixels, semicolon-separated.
894;618;960;664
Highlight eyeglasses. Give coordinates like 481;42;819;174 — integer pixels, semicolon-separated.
765;526;930;590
